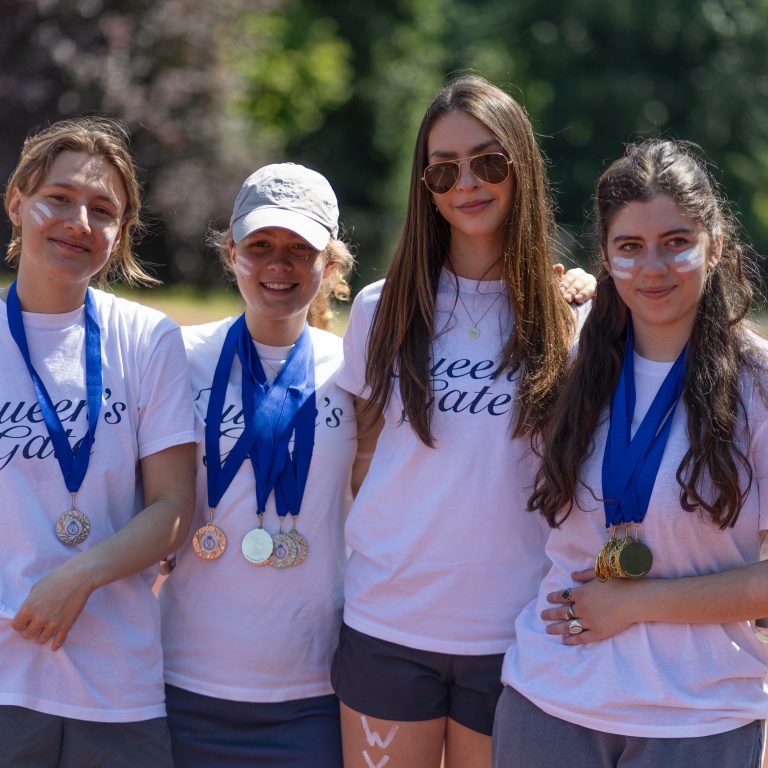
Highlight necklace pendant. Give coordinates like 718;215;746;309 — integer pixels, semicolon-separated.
56;497;90;546
468;326;481;340
192;522;227;560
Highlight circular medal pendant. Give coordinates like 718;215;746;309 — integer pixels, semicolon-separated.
287;529;309;566
618;540;653;579
594;541;612;581
269;532;299;569
241;527;274;566
609;537;629;579
56;508;90;546
192;523;227;560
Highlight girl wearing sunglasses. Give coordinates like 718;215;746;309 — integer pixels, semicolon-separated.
496;140;768;767
331;75;594;768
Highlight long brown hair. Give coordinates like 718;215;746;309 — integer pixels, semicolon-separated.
362;75;574;446
531;139;765;529
4;117;154;287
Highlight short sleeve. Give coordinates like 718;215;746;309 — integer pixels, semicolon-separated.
335;281;383;399
137;320;198;458
747;371;768;531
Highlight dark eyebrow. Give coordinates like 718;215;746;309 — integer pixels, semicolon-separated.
42;181;120;207
428;138;501;160
611;227;695;245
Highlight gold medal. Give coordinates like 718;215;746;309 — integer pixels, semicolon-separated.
56;495;90;546
608;530;629;579
241;515;273;566
595;525;653;580
287;514;308;566
192;509;227;560
619;538;653;578
594;531;616;582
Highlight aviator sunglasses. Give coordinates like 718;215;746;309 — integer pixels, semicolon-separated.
422;152;513;195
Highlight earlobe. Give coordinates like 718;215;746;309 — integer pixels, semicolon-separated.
7;188;22;227
226;239;237;270
600;245;613;278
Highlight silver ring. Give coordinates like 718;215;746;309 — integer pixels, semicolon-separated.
568;619;584;635
566;603;576;620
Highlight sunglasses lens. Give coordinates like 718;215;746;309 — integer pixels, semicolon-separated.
424;163;459;194
470;153;510;184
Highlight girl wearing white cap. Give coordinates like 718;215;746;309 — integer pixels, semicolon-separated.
159;163;356;767
0;118;196;767
331;75;594;768
496;140;768;767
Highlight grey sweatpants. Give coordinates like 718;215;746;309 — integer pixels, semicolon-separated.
492;685;763;768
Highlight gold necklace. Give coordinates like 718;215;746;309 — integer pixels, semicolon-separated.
454;288;504;339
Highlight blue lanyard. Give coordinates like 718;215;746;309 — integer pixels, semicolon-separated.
6;281;103;493
273;393;316;517
205;315;316;517
205;315;258;509
602;323;687;527
239;323;316;518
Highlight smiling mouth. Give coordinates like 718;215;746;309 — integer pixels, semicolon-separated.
261;282;297;292
50;237;90;253
457;199;492;211
639;286;675;297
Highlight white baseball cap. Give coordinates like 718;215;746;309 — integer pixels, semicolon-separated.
230;163;339;250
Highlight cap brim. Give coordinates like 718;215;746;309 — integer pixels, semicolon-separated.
232;208;331;250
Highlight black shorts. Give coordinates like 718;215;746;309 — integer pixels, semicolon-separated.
165;686;342;768
331;623;504;736
0;705;173;768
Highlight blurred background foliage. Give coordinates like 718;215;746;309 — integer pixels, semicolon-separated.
2;0;767;295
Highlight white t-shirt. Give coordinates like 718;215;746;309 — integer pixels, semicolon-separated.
160;319;356;703
0;290;197;723
503;351;768;737
336;273;551;656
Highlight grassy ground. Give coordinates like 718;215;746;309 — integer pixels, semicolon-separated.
118;285;350;334
117;284;245;326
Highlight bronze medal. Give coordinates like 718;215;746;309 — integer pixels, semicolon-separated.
269;532;299;569
618;539;653;579
56;505;90;546
288;515;308;566
192;523;227;560
287;529;309;566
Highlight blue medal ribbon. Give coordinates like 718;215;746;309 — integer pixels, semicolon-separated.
240;324;316;518
601;323;687;527
205;315;316;519
6;280;103;494
205;315;257;509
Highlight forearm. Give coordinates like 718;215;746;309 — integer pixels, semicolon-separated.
546;560;768;644
630;560;768;625
66;493;192;593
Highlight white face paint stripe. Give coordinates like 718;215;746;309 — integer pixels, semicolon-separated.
233;252;256;276
611;255;635;269
672;245;703;272
611;268;632;280
30;210;43;225
34;202;53;218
